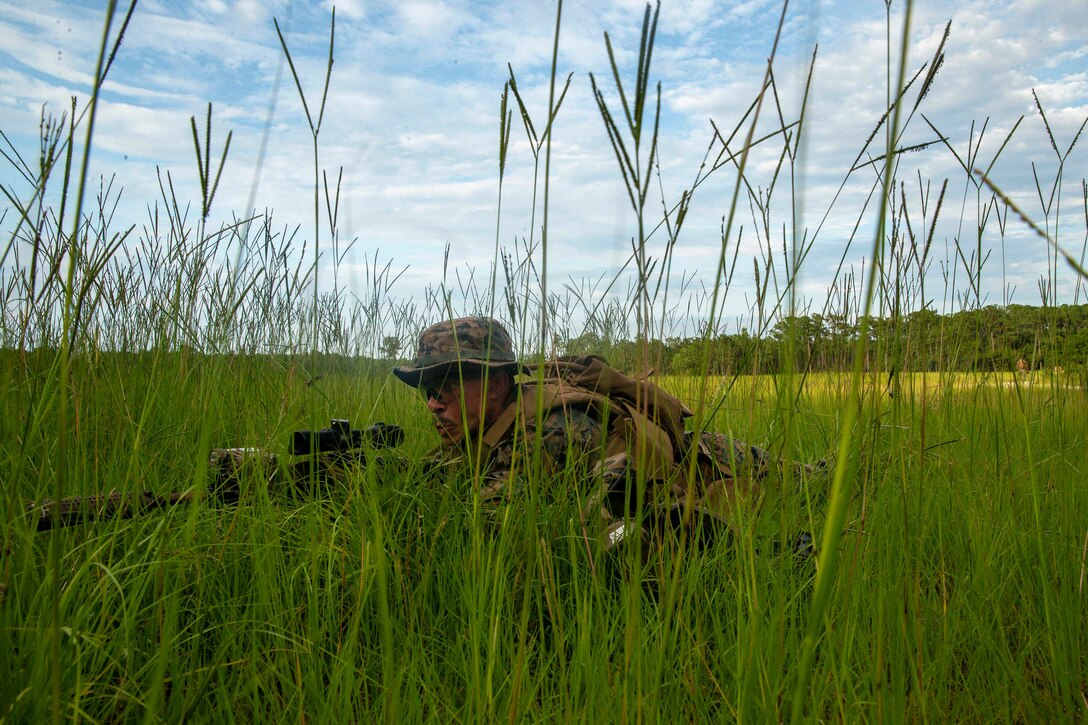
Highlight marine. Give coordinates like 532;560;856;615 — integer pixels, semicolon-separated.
392;316;821;558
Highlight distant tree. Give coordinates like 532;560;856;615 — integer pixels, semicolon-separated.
563;332;605;357
903;308;939;370
380;336;401;360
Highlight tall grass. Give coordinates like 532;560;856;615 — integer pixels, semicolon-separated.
2;1;1086;722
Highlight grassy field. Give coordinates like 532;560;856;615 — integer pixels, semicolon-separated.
2;357;1085;722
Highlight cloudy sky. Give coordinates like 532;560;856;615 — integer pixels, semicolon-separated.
1;0;1086;338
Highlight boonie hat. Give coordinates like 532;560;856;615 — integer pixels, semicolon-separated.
393;317;525;387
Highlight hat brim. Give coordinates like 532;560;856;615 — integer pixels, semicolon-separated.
392;360;527;388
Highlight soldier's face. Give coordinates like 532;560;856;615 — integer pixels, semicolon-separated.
424;374;486;446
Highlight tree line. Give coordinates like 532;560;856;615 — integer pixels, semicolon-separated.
562;304;1088;375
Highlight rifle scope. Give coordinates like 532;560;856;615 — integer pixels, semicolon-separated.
290;419;403;455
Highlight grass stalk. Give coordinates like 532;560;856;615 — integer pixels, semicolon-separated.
790;1;915;721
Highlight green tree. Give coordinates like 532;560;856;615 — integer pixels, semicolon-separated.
380;336;401;360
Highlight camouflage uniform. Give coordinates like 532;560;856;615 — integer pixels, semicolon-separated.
489;413;781;535
395;317;819;551
483;407;603;501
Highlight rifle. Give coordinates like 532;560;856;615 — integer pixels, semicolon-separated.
24;420;404;532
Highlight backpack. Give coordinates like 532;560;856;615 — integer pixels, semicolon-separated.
504;355;755;550
526;355;691;474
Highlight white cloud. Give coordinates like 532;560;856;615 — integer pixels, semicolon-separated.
397;0;466;36
199;0;229;14
331;0;367;20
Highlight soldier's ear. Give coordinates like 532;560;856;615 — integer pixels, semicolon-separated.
487;370;511;400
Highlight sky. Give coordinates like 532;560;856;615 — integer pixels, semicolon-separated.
1;0;1086;341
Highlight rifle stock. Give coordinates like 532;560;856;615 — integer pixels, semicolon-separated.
27;490;194;532
25;447;278;532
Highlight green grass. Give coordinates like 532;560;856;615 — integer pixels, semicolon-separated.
2;359;1085;721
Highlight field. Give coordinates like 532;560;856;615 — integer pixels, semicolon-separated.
3;2;1088;722
2;356;1085;722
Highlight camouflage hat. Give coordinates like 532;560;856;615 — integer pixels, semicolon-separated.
393;317;525;387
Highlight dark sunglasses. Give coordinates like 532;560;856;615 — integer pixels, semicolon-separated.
422;372;480;403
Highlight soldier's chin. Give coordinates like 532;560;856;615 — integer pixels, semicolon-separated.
435;424;462;446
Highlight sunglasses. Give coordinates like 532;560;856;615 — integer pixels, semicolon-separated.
422;372;480;403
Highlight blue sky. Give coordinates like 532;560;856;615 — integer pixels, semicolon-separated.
1;0;1086;339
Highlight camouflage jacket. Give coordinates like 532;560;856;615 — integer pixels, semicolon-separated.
425;379;809;541
429;399;606;520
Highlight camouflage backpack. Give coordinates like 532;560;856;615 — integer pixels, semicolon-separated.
493;355;767;552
